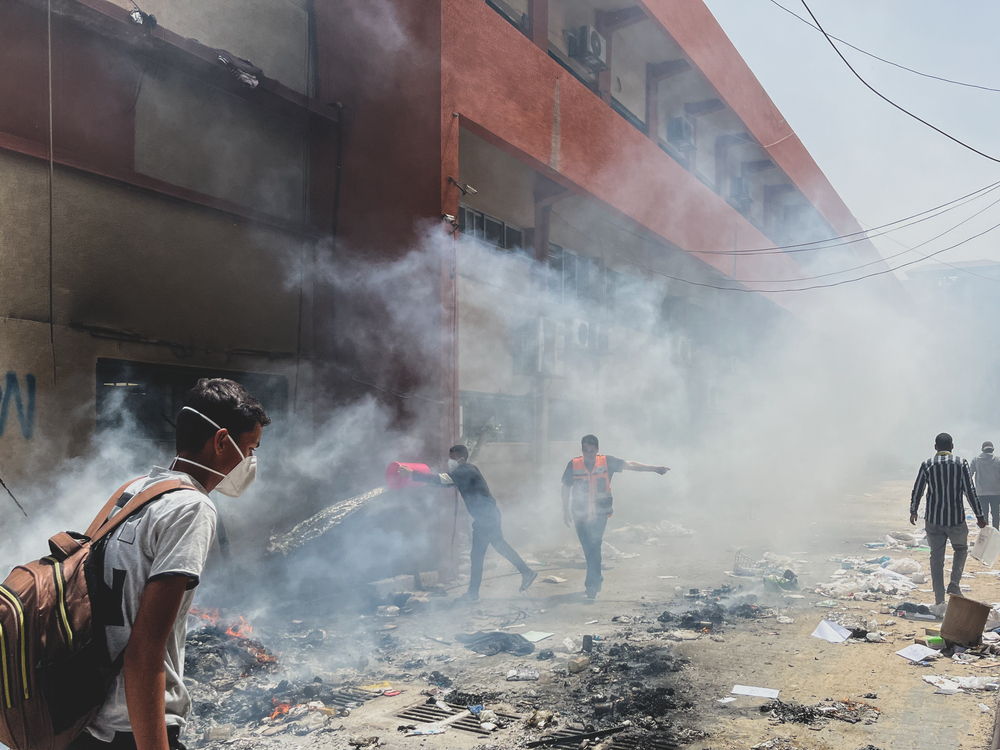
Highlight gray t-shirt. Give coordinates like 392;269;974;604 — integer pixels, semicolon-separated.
86;467;218;741
971;452;1000;495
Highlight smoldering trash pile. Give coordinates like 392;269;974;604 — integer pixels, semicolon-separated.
178;591;720;748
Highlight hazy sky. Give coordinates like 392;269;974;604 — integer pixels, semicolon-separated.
702;0;1000;278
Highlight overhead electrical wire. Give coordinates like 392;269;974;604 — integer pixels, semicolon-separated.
716;191;1000;283
797;0;1000;165
767;0;1000;93
687;179;1000;256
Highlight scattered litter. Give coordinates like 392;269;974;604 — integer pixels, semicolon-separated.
456;631;534;656
506;668;540;681
521;631;554;643
717;696;737;704
536;649;555;660
541;575;567;584
776;616;795;625
761;699;879;725
896;644;940;662
815;600;838;608
979;703;992;713
732;685;780;699
923;675;1000;692
811;620;851;644
658;575;678;579
404;726;445;736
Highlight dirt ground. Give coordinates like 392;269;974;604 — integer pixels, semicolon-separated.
193;478;1000;750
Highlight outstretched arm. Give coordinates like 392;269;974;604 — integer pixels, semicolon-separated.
624;460;669;475
399;466;454;487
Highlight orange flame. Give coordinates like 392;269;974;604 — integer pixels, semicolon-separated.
225;615;254;639
269;703;291;721
190;606;221;626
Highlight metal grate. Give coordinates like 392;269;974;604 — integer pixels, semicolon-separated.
611;734;679;750
395;702;520;736
325;688;377;708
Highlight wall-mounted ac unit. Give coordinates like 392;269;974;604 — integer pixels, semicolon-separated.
667;116;695;148
569;25;608;71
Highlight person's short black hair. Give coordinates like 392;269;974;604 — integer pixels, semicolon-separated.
175;378;270;453
581;434;599;448
449;444;469;460
935;432;954;451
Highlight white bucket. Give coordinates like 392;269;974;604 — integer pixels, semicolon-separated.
972;526;1000;567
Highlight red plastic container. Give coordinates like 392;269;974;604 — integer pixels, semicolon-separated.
385;462;432;490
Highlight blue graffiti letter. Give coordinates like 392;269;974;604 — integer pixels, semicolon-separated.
0;373;36;439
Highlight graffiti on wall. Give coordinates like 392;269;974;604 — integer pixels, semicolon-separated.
0;373;36;439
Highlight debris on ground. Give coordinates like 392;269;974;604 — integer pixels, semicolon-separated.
761;699;880;725
456;631;535;656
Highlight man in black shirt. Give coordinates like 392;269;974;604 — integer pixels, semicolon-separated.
562;434;669;599
402;444;536;602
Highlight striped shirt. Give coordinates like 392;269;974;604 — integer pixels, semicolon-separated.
910;451;983;526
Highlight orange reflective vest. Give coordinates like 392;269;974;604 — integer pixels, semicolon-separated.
571;455;614;518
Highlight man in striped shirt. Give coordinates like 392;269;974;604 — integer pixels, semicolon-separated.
910;432;987;611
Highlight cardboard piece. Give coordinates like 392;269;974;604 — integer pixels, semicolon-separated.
972;526;1000;567
941;596;991;646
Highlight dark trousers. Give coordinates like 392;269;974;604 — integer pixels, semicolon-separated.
575;514;609;594
69;726;184;750
982;495;1000;529
469;506;531;595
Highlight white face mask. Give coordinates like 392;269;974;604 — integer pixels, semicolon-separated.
171;407;258;497
447;458;460;471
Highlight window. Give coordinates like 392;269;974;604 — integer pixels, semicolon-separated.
460;391;534;443
95;358;288;448
459;205;523;251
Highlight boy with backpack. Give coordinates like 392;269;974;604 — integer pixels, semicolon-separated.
0;378;270;750
75;378;269;750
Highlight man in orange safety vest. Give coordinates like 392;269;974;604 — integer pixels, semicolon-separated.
561;434;669;599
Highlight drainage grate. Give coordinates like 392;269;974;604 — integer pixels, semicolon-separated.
395;702;520;736
326;688;377;708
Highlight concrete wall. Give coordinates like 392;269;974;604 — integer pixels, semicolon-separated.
106;0;312;94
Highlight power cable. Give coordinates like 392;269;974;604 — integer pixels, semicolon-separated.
767;0;1000;93
798;0;1000;164
550;204;1000;293
688;179;1000;256
651;220;1000;293
0;472;28;518
716;191;1000;283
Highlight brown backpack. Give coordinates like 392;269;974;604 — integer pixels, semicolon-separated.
0;476;195;750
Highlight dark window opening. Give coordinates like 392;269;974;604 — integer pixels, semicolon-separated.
95;358;288;449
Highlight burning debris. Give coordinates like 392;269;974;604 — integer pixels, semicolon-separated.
760;699;880;725
655;593;771;632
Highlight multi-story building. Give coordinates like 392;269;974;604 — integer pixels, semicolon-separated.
0;0;886;574
318;0;888;506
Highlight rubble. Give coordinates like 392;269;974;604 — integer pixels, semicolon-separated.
761;698;880;725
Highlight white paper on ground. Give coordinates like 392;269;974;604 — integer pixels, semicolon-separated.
731;685;780;699
811;620;852;643
717;697;737;704
521;631;554;643
896;644;940;662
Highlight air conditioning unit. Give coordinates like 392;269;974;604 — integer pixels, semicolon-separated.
667;116;695;148
569;25;608;71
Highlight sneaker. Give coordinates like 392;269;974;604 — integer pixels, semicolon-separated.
455;592;479;604
585;589;598;600
520;570;538;592
929;602;946;618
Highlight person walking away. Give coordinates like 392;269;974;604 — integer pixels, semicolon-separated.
401;444;536;602
561;434;669;600
910;432;986;616
71;378;270;750
970;441;1000;529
